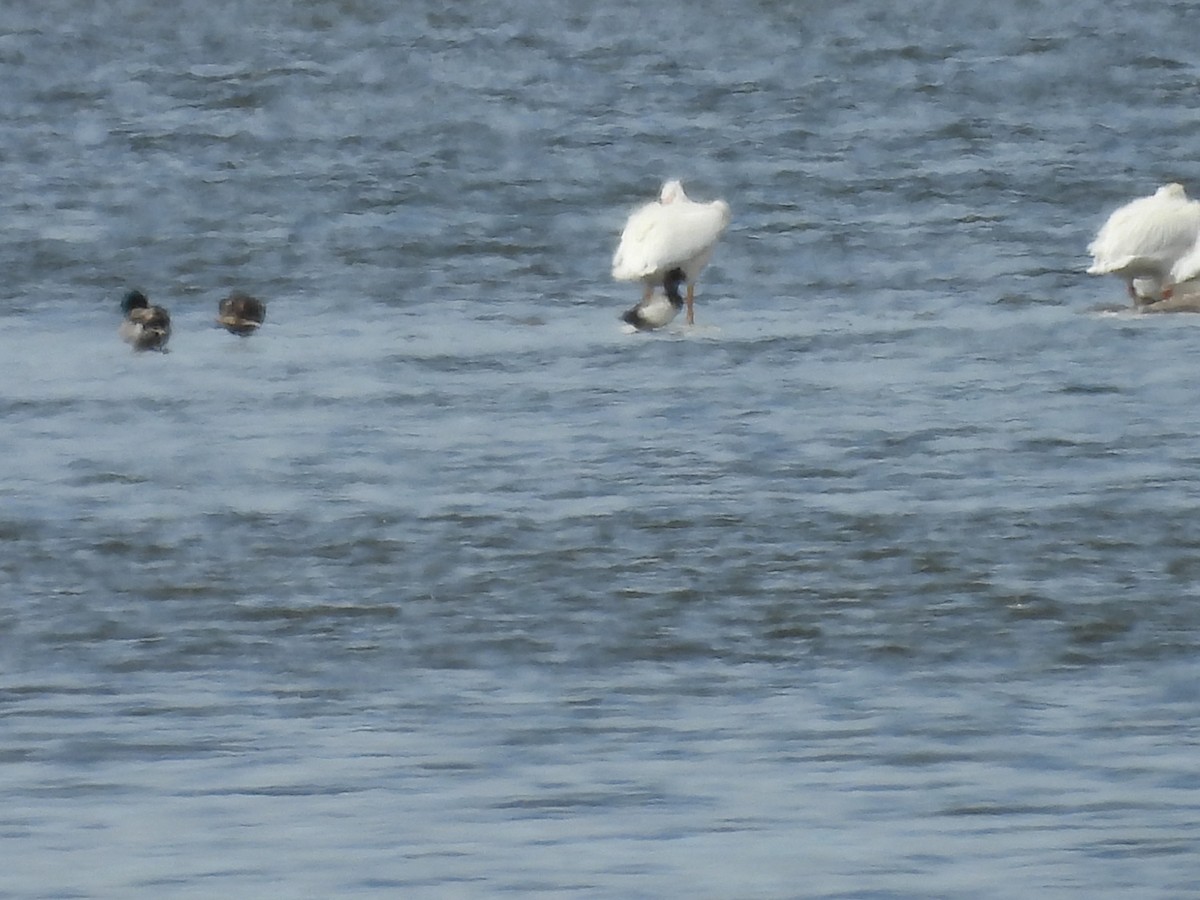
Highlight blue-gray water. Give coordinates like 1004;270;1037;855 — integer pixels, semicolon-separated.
3;1;1200;896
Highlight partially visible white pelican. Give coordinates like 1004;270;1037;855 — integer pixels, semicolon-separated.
612;180;730;325
1170;232;1200;294
1087;183;1200;303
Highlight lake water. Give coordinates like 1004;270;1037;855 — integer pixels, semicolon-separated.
3;1;1200;896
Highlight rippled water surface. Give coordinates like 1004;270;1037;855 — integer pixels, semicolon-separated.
4;1;1200;896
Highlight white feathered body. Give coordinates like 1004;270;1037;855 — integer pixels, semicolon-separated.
1170;233;1200;288
612;187;731;286
1087;184;1200;295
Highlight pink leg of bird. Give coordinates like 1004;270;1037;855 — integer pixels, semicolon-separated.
686;283;695;325
643;283;653;304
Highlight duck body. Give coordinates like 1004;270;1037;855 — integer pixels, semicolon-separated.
1087;183;1200;302
612;180;730;324
217;291;266;336
621;268;686;331
119;290;171;352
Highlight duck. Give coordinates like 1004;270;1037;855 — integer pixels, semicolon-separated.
621;267;687;331
119;290;171;352
612;180;730;325
1087;183;1200;304
216;291;266;336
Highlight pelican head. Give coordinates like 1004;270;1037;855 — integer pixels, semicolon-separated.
1157;183;1188;200
659;180;687;204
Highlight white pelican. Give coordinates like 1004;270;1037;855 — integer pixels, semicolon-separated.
612;180;730;325
1087;183;1200;303
621;267;686;331
119;290;171;352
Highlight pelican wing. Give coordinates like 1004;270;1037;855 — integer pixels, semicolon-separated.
612;200;730;281
1087;190;1200;276
611;201;661;280
1171;235;1200;286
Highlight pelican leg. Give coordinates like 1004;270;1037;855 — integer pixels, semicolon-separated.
643;283;654;304
686;282;695;325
